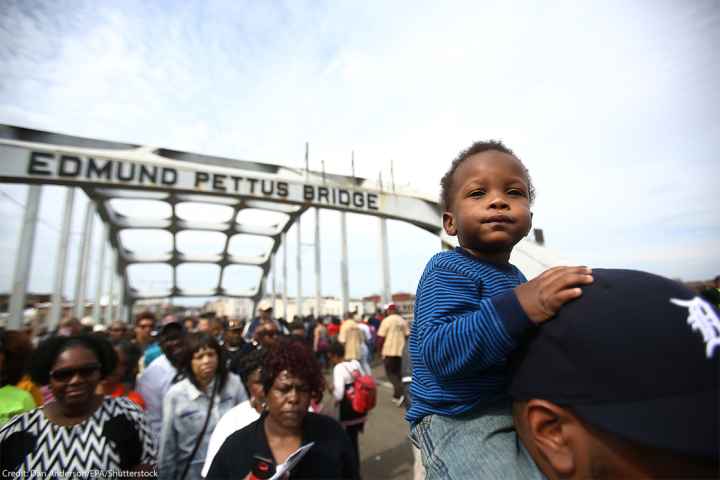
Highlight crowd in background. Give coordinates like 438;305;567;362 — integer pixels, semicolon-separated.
0;301;411;479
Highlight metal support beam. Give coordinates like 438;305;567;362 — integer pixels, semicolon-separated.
314;208;321;317
49;187;75;331
73;200;96;318
271;254;276;312
379;217;392;304
340;211;350;316
123;297;132;324
116;275;125;323
92;224;108;324
296;217;302;318
8;185;42;330
282;232;288;321
105;251;116;324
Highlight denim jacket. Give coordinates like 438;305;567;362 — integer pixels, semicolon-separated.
158;373;247;480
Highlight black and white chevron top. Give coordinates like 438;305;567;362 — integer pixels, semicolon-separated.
0;396;156;476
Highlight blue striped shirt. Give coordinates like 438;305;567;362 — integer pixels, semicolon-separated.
406;247;532;424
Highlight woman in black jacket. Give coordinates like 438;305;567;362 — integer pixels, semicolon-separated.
207;337;360;480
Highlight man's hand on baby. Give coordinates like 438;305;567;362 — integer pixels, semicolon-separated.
514;266;593;324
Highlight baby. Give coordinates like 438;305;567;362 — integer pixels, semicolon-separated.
407;140;593;478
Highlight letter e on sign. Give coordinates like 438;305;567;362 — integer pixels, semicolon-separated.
29;152;52;175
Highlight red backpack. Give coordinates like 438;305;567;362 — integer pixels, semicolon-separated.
345;366;377;415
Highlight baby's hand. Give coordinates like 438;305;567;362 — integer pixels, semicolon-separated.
514;266;593;324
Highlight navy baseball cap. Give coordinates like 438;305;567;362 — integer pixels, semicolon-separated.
510;269;719;459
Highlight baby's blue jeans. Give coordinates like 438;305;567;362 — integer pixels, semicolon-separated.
409;405;545;479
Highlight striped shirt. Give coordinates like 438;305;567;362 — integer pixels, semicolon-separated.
406;247;532;424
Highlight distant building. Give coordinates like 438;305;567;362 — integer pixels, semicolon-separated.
362;292;415;320
203;297;254;320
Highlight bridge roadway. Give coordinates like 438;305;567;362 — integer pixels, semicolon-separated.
319;359;415;479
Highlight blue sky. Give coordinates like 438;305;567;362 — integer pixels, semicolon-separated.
1;0;718;304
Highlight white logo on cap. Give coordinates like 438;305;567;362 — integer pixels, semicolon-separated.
670;296;720;358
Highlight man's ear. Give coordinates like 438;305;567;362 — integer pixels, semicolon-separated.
525;399;576;477
442;212;457;236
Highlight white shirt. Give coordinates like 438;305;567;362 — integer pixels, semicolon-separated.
358;323;371;342
136;353;177;439
332;359;364;402
201;400;261;477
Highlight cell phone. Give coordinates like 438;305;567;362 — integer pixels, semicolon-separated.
250;454;275;479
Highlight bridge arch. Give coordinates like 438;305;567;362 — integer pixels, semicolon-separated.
1;125;562;331
0;124;449;330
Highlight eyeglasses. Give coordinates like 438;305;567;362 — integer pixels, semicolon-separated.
258;330;277;337
50;363;101;382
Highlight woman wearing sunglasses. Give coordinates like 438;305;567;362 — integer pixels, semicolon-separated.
158;332;247;480
0;334;156;476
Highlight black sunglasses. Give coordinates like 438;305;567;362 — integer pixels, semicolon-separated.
50;363;101;382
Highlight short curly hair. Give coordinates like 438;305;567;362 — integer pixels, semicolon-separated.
29;334;117;386
261;337;325;402
440;140;535;210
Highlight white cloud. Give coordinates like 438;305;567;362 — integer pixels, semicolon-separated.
1;0;719;307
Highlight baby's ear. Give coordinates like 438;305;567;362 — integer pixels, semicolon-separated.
442;212;457;236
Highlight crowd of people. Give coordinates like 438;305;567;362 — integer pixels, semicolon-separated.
1;138;718;479
0;300;411;479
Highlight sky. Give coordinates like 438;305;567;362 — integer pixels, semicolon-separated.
1;0;718;307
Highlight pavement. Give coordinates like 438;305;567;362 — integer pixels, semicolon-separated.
321;358;415;480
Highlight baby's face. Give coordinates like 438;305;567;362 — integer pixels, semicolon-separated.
443;151;532;259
